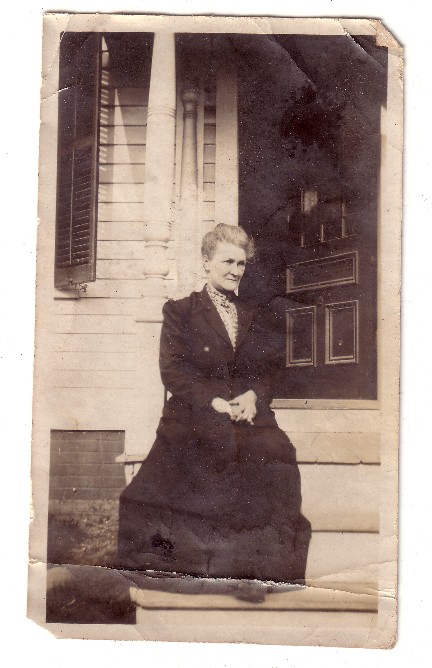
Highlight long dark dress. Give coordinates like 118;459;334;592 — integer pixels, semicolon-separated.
118;287;311;584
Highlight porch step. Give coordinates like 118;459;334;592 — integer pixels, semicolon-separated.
132;609;379;647
130;581;377;613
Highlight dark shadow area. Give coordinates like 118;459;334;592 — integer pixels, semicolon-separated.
46;563;136;624
46;498;129;623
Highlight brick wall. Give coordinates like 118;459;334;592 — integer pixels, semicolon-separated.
49;430;126;501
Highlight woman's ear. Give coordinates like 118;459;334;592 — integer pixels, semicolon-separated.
202;255;210;273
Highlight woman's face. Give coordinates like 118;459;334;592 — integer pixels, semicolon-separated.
203;242;247;293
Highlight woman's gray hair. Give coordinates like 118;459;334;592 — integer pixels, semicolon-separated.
201;223;256;261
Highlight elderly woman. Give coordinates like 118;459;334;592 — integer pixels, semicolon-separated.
118;224;310;598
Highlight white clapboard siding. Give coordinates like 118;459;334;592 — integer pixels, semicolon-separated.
100;105;148;127
103;70;148;89
98;240;145;260
202;201;215;221
203;144;216;164
99;203;143;222
53;314;136;334
91;178;163;203
52;351;137;371
307;532;377;580
275;409;381;433
97;68;148;309
309;565;379;596
204;107;216;124
84;280;147;299
51;333;137;354
53;298;141;316
203;164;215;183
307;510;377;533
101;86;149;107
99;145;146;165
100;125;147;145
203;125;216;144
200;108;216;231
97;62;148;298
300;464;379;532
97;222;145;241
96;259;146;280
49;64;153;434
293;432;380;463
99;183;146;202
203;182;215;202
97;241;147;260
50;369;138;389
99;163;146;183
51;388;140;430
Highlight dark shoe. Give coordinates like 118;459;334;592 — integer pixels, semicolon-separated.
235;580;267;604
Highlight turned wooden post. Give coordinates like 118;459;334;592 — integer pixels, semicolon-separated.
141;33;177;304
121;33;176;479
176;87;200;297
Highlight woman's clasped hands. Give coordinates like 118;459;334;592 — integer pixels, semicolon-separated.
211;390;257;425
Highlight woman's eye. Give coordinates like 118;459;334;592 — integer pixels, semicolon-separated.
223;259;245;267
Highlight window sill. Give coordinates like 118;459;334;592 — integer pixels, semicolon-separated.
53;287;82;299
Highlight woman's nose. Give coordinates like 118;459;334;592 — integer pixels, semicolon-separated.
230;265;243;276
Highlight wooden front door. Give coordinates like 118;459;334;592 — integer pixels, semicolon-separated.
236;34;387;400
271;186;377;400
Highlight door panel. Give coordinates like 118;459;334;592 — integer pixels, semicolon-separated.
278;187;377;399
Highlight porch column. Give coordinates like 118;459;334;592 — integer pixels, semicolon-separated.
176;87;200;297
215;67;238;226
123;33;176;480
141;33;177;307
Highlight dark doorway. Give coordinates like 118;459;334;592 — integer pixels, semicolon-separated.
236;35;388;399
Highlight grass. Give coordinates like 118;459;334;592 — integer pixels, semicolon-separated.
48;499;119;567
46;498;136;624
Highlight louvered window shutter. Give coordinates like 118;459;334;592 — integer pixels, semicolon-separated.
55;33;101;288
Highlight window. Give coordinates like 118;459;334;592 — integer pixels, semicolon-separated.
54;33;101;288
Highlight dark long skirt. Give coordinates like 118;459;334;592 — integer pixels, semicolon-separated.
118;413;311;584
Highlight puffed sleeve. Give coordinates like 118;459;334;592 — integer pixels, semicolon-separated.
159;299;225;409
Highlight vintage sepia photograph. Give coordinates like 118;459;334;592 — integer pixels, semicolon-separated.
28;13;402;647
